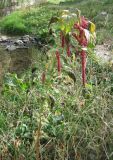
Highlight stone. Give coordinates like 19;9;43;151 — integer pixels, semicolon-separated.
0;36;8;42
6;45;17;51
100;11;107;16
14;40;23;45
22;35;30;40
22;39;30;44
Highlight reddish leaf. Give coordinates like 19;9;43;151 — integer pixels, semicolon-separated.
80;16;89;29
56;50;61;74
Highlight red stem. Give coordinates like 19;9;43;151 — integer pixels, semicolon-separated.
56;50;61;74
60;32;65;48
66;44;71;57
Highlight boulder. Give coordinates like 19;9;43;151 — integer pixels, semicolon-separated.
0;36;8;42
6;45;17;51
14;39;24;45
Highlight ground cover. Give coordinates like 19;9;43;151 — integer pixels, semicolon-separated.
0;0;113;159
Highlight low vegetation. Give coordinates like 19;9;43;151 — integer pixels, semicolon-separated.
0;0;113;159
0;6;57;36
0;49;113;159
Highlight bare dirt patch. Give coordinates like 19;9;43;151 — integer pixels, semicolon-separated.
95;44;113;63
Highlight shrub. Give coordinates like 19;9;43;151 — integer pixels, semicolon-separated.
0;6;57;36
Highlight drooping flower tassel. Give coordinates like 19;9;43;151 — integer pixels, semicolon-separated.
66;44;71;57
81;50;86;86
56;50;61;74
60;31;65;48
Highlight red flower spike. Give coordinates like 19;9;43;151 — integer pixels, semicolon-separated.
60;31;65;48
74;23;83;32
66;44;71;57
42;72;46;84
72;32;88;47
80;39;88;47
81;50;86;86
56;50;61;74
73;20;88;86
72;33;80;42
80;16;89;29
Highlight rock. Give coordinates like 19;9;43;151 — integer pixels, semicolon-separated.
100;11;107;16
23;35;30;39
31;39;37;44
0;34;47;51
22;39;30;44
0;38;2;43
0;36;8;42
6;45;17;51
20;35;31;44
14;40;23;45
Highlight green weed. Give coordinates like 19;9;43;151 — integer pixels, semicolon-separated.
0;51;113;159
